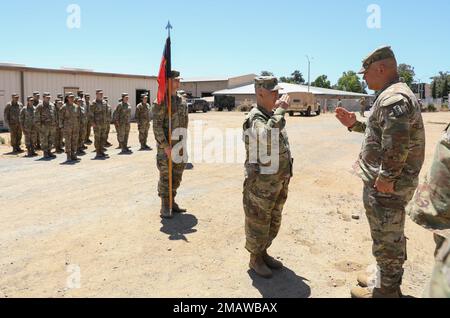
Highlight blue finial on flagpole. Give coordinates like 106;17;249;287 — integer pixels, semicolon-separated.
166;21;173;37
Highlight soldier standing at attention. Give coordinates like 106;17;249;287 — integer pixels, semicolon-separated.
76;97;88;155
19;96;38;157
32;91;42;150
359;97;367;118
242;76;292;279
90;89;109;159
103;96;113;148
136;93;153;151
59;93;81;163
85;94;93;145
35;93;57;159
4;93;23;153
153;70;189;219
114;93;132;154
54;95;65;153
335;46;426;298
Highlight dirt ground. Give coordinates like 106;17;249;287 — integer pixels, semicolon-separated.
1;111;449;298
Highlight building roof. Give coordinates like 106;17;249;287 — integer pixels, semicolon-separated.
181;73;257;83
213;82;372;98
0;63;157;80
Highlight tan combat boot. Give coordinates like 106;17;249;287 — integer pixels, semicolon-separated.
351;286;402;298
160;198;173;219
262;250;283;269
249;254;273;279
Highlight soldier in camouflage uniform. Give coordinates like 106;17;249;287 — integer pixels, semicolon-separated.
76;97;88;155
89;89;109;159
114;93;132;154
85;94;93;144
153;70;189;219
59;93;81;163
35;93;57;159
242;77;292;279
4;94;23;153
136;93;153;151
359;97;367;118
54;95;65;153
336;46;426;298
407;124;450;298
32;92;42;150
19;96;38;157
103;96;113;148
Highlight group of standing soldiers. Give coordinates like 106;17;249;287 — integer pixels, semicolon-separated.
3;90;154;162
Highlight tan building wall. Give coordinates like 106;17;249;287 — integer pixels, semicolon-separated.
180;81;228;98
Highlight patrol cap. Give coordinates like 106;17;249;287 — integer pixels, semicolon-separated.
141;93;149;98
74;97;80;102
11;93;19;98
103;96;109;100
33;91;40;96
254;76;282;92
67;92;75;98
358;46;396;74
121;93;129;98
95;89;103;94
169;70;181;79
27;96;34;101
77;90;84;94
55;98;62;103
57;94;64;99
43;92;51;98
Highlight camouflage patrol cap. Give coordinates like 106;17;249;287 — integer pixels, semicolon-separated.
57;94;64;98
43;92;51;97
33;91;40;96
95;89;103;94
358;46;396;74
11;93;19;98
67;92;75;98
121;93;129;98
27;96;34;101
170;70;181;79
254;76;282;92
141;93;149;98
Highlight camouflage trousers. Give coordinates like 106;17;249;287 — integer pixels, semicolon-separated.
64;126;80;155
78;122;87;150
23;129;37;151
93;125;107;153
54;127;63;150
363;183;416;289
8;124;22;150
39;125;56;152
105;123;111;143
138;122;150;146
156;147;186;199
114;124;120;143
424;238;450;298
117;123;130;148
243;176;290;255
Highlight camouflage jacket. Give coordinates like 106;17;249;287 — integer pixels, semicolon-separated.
59;103;81;129
425;238;450;298
243;105;292;179
350;80;426;186
19;106;37;131
4;102;23;126
136;102;152;125
152;95;189;149
35;102;57;128
114;102;131;126
104;104;112;125
79;105;87;125
407;124;450;238
89;100;107;126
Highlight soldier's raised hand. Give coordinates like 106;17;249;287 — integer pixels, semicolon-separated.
276;94;291;110
335;107;357;128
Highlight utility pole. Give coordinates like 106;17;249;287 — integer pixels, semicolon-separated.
306;55;313;92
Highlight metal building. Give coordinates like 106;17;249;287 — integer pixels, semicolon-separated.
0;63;157;130
180;74;257;98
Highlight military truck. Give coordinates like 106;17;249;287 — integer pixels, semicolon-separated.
187;98;210;113
215;95;235;112
287;92;320;116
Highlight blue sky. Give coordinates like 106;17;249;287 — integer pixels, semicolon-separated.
0;0;448;85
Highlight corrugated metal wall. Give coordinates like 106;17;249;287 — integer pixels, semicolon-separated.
23;71;158;118
0;70;21;129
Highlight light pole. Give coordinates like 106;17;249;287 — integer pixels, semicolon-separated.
306;55;313;92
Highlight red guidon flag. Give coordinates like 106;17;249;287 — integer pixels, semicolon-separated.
157;37;172;105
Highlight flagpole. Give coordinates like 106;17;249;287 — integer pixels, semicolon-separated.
167;22;173;217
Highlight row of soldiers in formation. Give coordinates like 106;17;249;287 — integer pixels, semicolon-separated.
3;90;154;162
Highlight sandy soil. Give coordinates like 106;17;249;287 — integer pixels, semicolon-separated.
1;111;449;298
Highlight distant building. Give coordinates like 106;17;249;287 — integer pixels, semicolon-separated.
0;63;157;130
180;74;257;98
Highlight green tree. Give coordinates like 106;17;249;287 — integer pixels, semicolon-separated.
430;72;450;98
443;77;449;99
397;64;415;88
336;71;366;93
279;70;305;84
312;75;331;88
260;71;274;77
432;81;437;99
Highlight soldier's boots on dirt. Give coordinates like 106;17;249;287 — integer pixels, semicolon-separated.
105;141;112;147
26;147;37;157
160;198;173;219
71;153;80;162
172;200;187;214
351;286;402;299
43;151;51;159
66;154;72;163
262;250;283;269
49;151;56;158
249;254;273;279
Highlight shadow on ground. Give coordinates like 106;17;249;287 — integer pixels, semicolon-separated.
160;213;198;242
